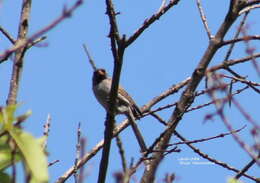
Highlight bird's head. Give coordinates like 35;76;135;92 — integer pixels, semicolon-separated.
93;68;107;85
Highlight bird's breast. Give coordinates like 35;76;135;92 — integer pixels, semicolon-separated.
93;79;111;109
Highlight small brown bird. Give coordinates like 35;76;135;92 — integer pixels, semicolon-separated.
92;68;147;152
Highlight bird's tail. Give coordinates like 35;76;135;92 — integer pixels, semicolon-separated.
132;104;143;119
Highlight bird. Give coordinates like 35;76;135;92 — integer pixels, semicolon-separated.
92;68;147;152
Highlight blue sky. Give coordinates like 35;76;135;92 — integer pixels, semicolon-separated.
0;0;259;182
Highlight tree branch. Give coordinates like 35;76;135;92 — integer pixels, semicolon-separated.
0;26;16;44
6;0;32;105
125;0;181;47
140;1;245;182
0;0;83;62
196;0;212;39
97;1;125;183
55;51;259;183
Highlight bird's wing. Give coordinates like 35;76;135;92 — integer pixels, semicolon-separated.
118;85;142;118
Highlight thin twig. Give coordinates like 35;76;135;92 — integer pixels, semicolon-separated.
208;52;260;72
239;4;260;15
234;153;260;179
125;0;180;47
174;131;258;182
186;86;248;113
48;160;60;167
145;83;247;116
0;35;47;64
78;138;86;183
214;101;260;165
0;26;16;44
148;113;258;182
74;122;81;183
143;77;190;113
55;52;257;182
169;125;246;146
140;1;248;181
0;0;83;62
239;0;260;15
223;12;249;62
242;0;260;8
240;24;260;76
115;135;127;172
149;113;167;126
231;97;260;130
222;74;260;93
43;114;51;149
221;35;260;47
157;0;167;14
196;0;212;39
27;36;47;48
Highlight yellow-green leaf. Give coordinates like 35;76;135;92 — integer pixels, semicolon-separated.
8;127;48;183
0;148;21;170
0;105;17;128
228;178;243;183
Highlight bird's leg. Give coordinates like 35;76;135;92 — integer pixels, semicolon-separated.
126;108;147;153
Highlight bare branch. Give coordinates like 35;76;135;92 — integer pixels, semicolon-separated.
6;0;32;105
174;131;258;182
157;0;167;14
143;77;190;112
169;125;246;146
186;86;248;113
125;0;181;47
243;0;260;7
43;114;51;149
140;1;247;181
223;12;249;61
27;36;47;48
234;153;260;179
239;0;260;15
222;74;260;93
55;52;259;182
208;52;260;72
0;26;15;44
239;4;260;15
0;0;83;62
208;90;260;165
115;136;127;173
196;0;212;39
221;35;260;46
74;122;82;183
97;0;125;182
48;160;60;167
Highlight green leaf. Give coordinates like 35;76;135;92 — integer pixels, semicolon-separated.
0;171;12;183
9;128;48;183
0;105;48;182
0;135;21;170
0;148;21;170
0;105;31;128
0;105;17;127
